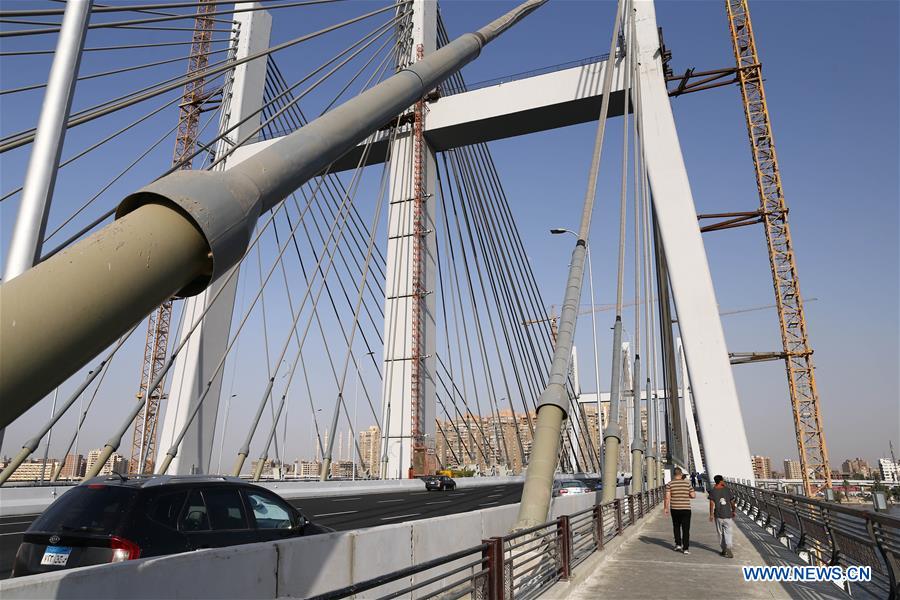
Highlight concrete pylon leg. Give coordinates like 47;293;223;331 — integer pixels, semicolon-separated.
156;4;272;474
634;0;753;482
380;0;438;480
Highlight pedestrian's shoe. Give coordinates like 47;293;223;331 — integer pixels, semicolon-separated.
720;550;727;557
674;545;683;552
724;548;734;558
682;549;690;555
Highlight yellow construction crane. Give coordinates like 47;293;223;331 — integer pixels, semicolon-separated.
725;0;831;496
129;0;217;475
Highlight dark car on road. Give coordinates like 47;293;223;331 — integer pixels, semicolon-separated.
12;474;331;577
423;475;456;491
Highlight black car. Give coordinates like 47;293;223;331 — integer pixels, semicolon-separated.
12;474;331;577
423;475;456;491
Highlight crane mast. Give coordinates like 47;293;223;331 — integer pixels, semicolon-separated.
725;0;831;496
129;0;217;474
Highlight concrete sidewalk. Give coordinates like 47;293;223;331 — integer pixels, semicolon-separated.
566;495;851;600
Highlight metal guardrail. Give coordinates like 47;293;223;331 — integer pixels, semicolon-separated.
313;487;664;600
732;482;900;599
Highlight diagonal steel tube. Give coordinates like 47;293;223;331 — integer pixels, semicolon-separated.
514;0;625;529
0;0;548;430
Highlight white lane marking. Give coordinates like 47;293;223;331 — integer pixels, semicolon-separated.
377;499;405;503
409;492;429;496
1;513;41;519
0;521;35;526
313;510;358;517
332;497;361;502
479;501;499;506
487;494;503;498
425;500;452;505
0;531;26;536
381;513;420;521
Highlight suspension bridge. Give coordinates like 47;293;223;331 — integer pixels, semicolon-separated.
0;0;896;598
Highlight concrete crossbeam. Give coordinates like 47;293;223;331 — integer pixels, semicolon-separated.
230;55;628;173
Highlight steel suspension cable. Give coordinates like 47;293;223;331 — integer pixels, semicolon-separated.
39;83;226;257
1;0;346;37
445;150;518;472
205;12;406;172
0;46;234;96
28;18;394;256
0;324;139;484
277;132;392;481
0;2;409;152
237;170;371;477
0;38;238;57
433;168;496;468
436;154;496;471
446;147;535;471
225;127;386;477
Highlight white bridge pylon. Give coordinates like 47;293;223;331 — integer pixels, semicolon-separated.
157;2;272;475
160;0;752;482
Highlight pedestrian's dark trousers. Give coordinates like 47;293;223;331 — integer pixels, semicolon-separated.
671;509;692;549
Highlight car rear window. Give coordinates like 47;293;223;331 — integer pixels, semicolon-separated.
30;485;137;534
562;481;585;488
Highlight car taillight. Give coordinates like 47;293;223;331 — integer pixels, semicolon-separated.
109;536;141;562
559;489;568;494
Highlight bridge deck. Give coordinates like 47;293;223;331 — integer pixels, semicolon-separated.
568;495;853;600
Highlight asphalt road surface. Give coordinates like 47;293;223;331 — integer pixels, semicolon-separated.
0;482;523;579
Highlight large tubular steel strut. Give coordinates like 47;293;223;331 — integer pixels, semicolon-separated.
515;0;625;529
0;0;547;430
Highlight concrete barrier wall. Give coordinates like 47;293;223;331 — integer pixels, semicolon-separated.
0;485;76;517
1;501;527;599
0;489;610;599
0;476;524;518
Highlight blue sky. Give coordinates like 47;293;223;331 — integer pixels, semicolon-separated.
1;1;897;470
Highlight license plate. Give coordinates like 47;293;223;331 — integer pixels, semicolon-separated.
40;546;72;566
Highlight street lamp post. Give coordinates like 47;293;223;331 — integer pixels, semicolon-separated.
354;351;375;481
551;228;601;472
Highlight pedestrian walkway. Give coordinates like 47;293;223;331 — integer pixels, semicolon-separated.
568;494;857;599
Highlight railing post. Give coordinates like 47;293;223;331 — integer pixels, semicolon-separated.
792;498;807;554
774;496;788;543
614;499;624;534
557;516;572;581
593;504;605;550
867;518;900;600
629;494;637;523
821;506;841;567
482;537;505;600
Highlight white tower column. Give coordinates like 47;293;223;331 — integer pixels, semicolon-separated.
380;0;438;479
634;0;752;482
156;4;272;474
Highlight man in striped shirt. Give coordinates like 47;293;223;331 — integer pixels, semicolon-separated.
664;467;696;553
